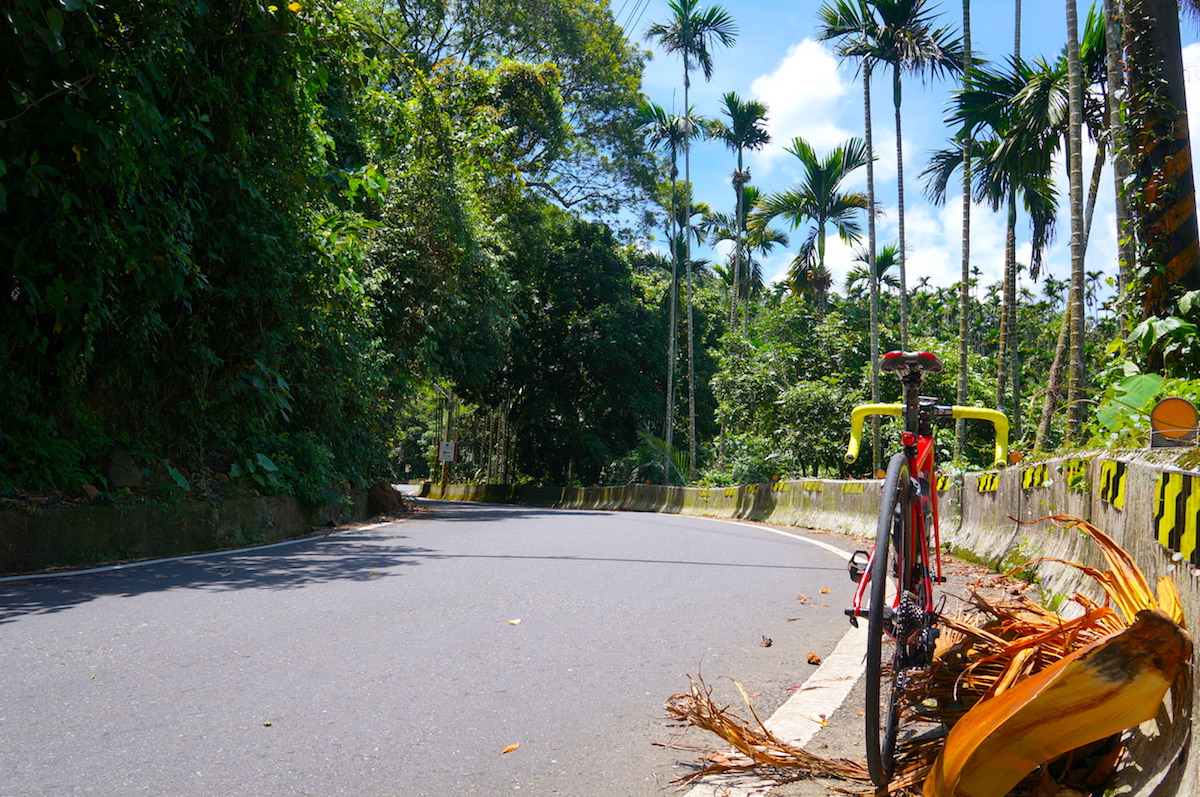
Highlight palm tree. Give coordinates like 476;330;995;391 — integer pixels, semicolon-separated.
1065;0;1086;441
646;0;737;482
816;0;884;467
924;59;1057;441
707;92;770;329
956;0;973;460
1102;0;1134;309
740;187;791;324
847;242;902;296
697;206;740;320
751;137;871;315
858;0;962;347
636;101;705;484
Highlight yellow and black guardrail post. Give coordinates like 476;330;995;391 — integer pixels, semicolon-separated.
1155;471;1200;567
1099;460;1128;510
1021;463;1049;490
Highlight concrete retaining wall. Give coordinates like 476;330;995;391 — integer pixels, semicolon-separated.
428;449;1199;797
0;494;369;575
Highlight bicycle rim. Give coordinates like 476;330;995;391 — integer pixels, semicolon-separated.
864;452;911;788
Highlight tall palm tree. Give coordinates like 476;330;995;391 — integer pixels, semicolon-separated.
696;206;742;327
862;0;962;347
707;92;770;329
698;195;789;300
816;0;884;468
1065;0;1086;441
636;101;705;484
956;0;972;460
646;0;737;482
1102;0;1135;309
740;186;791;323
925;12;1106;446
1001;0;1022;442
925;58;1057;439
751;137;871;314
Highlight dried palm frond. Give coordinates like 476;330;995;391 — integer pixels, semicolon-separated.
659;674;870;788
659;516;1191;797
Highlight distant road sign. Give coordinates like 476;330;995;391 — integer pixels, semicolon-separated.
438;442;457;462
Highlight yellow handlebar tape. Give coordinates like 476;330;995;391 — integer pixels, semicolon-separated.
844;404;1009;470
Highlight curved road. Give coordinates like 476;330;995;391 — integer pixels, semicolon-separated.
0;500;860;796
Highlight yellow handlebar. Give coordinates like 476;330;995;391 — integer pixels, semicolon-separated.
844;405;901;466
845;404;1010;470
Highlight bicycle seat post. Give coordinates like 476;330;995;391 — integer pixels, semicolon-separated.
881;350;943;459
900;369;922;458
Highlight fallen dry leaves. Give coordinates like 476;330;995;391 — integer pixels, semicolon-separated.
657;516;1192;797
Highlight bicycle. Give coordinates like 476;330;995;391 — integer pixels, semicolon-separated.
842;350;1009;788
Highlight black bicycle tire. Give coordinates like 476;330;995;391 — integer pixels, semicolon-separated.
864;452;910;787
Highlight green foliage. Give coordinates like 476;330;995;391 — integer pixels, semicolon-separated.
1088;373;1200;449
360;0;654;219
708;301;868;479
1123;290;1200;376
698;433;781;486
496;201;668;484
1;0;397;499
603;431;689;486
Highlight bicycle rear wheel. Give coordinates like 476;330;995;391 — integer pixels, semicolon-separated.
864;452;912;787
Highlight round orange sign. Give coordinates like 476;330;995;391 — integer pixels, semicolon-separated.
1150;397;1198;440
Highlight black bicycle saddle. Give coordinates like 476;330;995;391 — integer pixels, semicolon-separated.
880;350;943;374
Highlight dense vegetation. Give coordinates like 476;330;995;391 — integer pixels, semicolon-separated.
2;0;1198;504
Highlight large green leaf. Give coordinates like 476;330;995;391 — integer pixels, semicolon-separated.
1096;374;1164;431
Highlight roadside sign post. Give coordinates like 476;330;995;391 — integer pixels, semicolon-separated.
438;442;456;487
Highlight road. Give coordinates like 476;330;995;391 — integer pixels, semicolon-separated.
0;500;863;796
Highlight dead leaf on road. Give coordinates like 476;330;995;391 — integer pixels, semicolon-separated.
806;652;823;665
759;636;773;647
500;743;520;755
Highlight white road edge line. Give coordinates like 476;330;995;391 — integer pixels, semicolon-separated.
0;522;394;584
684;516;867;797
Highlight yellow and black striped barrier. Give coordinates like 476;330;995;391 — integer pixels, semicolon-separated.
724;487;737;498
803;481;823;492
771;482;787;493
1154;472;1200;567
1061;457;1092;477
843;482;866;494
936;475;956;491
699;489;711;499
1022;463;1049;490
976;473;999;493
1099;460;1128;510
746;484;759;494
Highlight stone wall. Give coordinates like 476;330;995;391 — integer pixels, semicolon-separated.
0;494;369;575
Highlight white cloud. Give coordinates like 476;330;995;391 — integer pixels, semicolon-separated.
749;40;854;169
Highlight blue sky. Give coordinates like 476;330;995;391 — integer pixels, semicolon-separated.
625;1;1200;304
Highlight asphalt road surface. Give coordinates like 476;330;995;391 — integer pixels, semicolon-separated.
0;500;866;796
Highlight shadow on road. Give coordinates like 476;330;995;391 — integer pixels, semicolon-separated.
0;529;437;625
1;500;846;625
417;500;613;523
